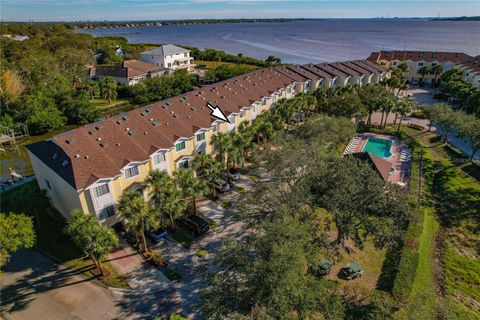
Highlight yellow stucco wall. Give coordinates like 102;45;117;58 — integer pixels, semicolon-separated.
27;150;86;219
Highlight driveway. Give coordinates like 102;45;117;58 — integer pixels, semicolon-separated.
0;249;124;320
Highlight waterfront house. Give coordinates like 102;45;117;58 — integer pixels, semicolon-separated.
140;44;194;73
93;59;166;86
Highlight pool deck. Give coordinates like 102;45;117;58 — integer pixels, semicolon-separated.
343;133;411;186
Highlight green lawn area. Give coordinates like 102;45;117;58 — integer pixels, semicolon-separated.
398;126;480;319
396;207;439;320
196;60;260;71
1;181;130;289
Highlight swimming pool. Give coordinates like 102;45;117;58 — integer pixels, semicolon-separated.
363;137;393;158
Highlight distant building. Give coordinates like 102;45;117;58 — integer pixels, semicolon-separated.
140;44;194;73
368;50;480;87
1;34;29;41
93;60;166;86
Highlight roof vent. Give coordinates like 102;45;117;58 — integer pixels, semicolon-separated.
152;120;160;126
62;160;69;167
52;153;58;160
99;142;108;148
65;139;73;144
122;115;129;121
96;137;101;141
116;120;123;125
75;154;80;158
144;132;148;135
128;130;136;136
84;155;89;159
116;143;121;147
95;126;100;131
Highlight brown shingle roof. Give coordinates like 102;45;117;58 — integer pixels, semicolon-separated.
95;60;164;79
351;152;392;182
28;68;295;190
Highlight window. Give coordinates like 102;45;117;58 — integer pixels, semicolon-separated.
240;110;246;118
153;152;166;164
184;53;187;57
262;98;266;106
93;183;109;197
168;63;172;68
212;124;221;132
179;159;189;169
418;62;424;66
99;205;115;220
45;179;51;190
196;132;206;141
124;165;139;179
175;141;186;151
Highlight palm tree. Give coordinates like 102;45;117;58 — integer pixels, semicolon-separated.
381;96;396;128
117;190;157;254
417;65;430;86
211;132;231;164
65;210;118;276
430;64;444;87
100;77;117;104
395;98;413;134
143;170;187;229
173;168;207;212
254;117;275;142
86;81;100;100
192;154;225;199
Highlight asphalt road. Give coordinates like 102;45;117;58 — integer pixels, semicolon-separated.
0;249;124;320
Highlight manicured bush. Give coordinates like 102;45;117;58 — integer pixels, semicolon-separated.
166;268;181;281
392;207;424;302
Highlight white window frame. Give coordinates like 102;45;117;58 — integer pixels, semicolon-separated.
93;183;110;198
124;165;139;179
153;152;166;165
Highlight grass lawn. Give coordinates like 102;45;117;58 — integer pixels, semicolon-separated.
1;181;130;289
326;240;387;292
396;207;439;320
196;60;260;71
399;126;480;319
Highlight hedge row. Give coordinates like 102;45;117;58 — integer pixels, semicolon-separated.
391;207;425;301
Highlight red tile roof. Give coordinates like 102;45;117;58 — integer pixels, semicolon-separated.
368;50;473;64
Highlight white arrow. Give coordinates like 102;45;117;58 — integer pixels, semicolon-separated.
206;102;230;123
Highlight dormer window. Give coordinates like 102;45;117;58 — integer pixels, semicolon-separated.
93;183;110;198
175;141;186;152
124;165;139;179
196;132;206;142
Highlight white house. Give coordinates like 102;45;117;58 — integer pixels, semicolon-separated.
140;44;194;73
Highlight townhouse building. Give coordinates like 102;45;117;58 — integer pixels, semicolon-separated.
26;59;387;226
368;50;480;87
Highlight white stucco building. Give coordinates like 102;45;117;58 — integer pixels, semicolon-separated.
140;44;194;73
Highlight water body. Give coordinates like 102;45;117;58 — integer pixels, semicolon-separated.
80;19;480;64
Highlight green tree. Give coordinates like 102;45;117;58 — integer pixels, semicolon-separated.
117;190;156;254
395;98;413;134
457;113;480;160
417;65;430;86
310;157;410;249
0;212;35;267
65;210;118;276
430;64;444;87
211;132;231;164
99;77;117;104
191;154;225;199
22;90;66;134
143;170;187;229
201;212;345;319
435;104;460;143
173;168;207;212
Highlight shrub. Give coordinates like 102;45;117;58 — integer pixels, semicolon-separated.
147;251;166;268
166;268;181;281
392;208;425;302
196;248;208;258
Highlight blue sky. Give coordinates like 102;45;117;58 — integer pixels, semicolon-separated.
2;0;479;22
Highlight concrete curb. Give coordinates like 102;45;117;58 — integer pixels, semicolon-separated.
33;247;132;293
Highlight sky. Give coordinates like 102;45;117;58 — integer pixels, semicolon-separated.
1;0;479;22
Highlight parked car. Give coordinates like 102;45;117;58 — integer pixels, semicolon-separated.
213;179;230;193
176;214;210;236
340;262;364;280
229;168;241;181
146;227;168;243
316;260;331;276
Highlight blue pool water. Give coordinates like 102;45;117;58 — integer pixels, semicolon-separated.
363;137;393;158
